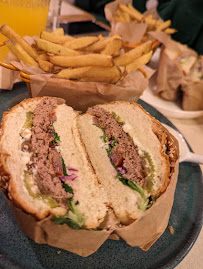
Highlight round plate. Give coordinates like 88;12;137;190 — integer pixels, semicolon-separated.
140;84;203;119
0;83;202;269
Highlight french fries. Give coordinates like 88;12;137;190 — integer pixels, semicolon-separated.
40;31;74;44
0;24;39;60
112;3;176;39
38;59;53;72
82;35;121;52
126;50;153;73
119;4;143;22
57;66;122;83
101;38;123;56
63;36;99;50
48;54;114;67
114;40;152;66
35;39;79;56
5;40;39;67
52;28;64;36
1;24;154;83
156;20;171;31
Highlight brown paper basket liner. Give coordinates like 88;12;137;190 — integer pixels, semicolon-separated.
10;59;154;112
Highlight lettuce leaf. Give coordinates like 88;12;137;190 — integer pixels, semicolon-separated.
95;123;149;210
52;198;86;229
51;121;61;145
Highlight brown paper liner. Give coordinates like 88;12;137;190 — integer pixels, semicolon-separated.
181;79;203;111
10;60;154;112
149;32;203;111
1;159;179;256
156;46;184;101
4;194;113;257
115;162;179;250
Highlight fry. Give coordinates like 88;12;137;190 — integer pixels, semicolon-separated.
64;36;99;50
0;24;39;60
40;31;74;44
52;65;63;74
164;28;177;34
119;4;143;21
101;38;122;56
144;16;157;26
98;34;105;40
57;66;121;83
38;59;53;72
37;52;48;61
114;40;152;66
49;54;114;67
5;40;39;67
114;14;126;22
152;40;161;51
52;28;64;36
113;9;126;22
123;42;143;49
35;39;79;56
122;11;131;22
126;50;153;73
156;20;171;31
138;67;148;78
83;35;121;52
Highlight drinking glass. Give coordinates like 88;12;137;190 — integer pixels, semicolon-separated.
46;0;62;32
0;0;50;60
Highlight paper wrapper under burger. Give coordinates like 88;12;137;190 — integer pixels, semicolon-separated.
115;162;179;250
156;46;184;101
0;156;179;256
11;60;154;112
1;192;113;257
148;32;203;111
181;79;203;111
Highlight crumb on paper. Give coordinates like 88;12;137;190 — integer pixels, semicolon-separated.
57;250;61;254
168;226;174;235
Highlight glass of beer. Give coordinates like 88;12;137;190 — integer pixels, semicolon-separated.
0;0;50;61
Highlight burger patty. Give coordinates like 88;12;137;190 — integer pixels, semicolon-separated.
87;106;145;187
27;98;72;204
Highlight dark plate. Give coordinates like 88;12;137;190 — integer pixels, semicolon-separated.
0;83;202;269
